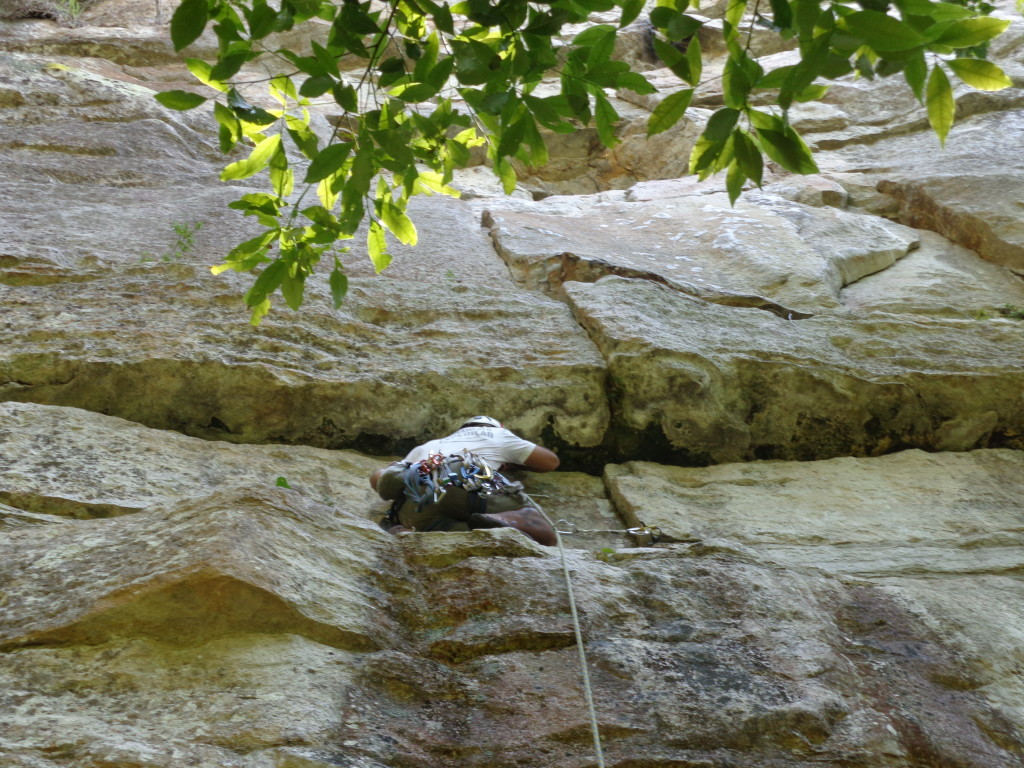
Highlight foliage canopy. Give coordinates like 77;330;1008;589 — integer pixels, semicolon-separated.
158;0;1011;323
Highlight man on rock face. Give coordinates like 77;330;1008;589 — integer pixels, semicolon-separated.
370;416;560;545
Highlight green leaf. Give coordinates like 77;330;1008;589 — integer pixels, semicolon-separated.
495;157;517;195
389;82;439;102
245;259;287;307
339;1;381;34
620;0;644;27
947;58;1012;91
844;10;925;51
434;1;454;33
793;83;830;102
285;114;319;158
454;39;501;85
329;261;349;309
586;29;618;68
617;71;656;94
689;135;728;176
666;12;702;41
903;50;927;100
757;64;796;89
311;40;341;78
210;52;250;82
652;36;692;83
926;63;954;146
185;58;228;92
756;126;819;173
228;193;282;216
726;160;745;205
647;88;693;136
303;141;353;183
213;229;279;273
794;0;820;38
270;75;300;105
733;129;763;186
275;476;292;488
246;1;278;38
722;54;759;109
381;203;418;246
333;83;358;112
249;297;272;326
300;75;334;98
925;2;976;21
593;89;620;148
280;269;306;310
933;17;1010;48
221;134;283;181
170;0;208;51
685;35;702;85
572;23;616;45
269;145;293;197
746;108;779;131
227;88;277;126
155;90;207;110
367;221;392;272
213;102;242;152
704;108;739;141
517;117;549;167
725;0;747;36
768;0;793;29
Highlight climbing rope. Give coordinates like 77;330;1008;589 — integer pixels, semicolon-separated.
534;506;606;768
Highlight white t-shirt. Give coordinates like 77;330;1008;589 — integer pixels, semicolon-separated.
403;426;537;468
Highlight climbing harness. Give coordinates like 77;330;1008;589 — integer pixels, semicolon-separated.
382;451;526;530
402;451;514;507
556;519;664;547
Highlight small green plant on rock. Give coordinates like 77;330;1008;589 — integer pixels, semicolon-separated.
57;0;81;24
998;304;1024;320
137;221;204;263
167;221;203;261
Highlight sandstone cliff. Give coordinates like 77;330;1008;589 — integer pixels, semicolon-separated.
1;1;1023;767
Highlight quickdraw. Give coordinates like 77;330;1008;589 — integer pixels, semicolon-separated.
555;519;664;546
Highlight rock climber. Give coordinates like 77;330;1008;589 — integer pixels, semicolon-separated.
370;416;560;546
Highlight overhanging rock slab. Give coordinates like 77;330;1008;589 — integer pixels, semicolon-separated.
566;276;1024;463
485;189;919;315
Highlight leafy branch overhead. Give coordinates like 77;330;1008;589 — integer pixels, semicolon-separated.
158;0;1012;324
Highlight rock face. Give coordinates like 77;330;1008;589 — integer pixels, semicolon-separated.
1;0;1024;766
565;276;1024;463
2;404;1022;768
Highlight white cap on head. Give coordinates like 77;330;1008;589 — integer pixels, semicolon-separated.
464;416;502;428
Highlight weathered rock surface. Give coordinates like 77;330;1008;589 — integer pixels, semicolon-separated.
0;255;609;451
2;1;1024;766
484;188;920;313
0;401;383;518
0;56;608;453
2;405;1021;767
605;449;1024;735
818;108;1024;274
566;276;1024;462
841;230;1024;317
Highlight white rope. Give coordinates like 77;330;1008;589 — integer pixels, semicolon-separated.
527;499;605;768
555;528;606;767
